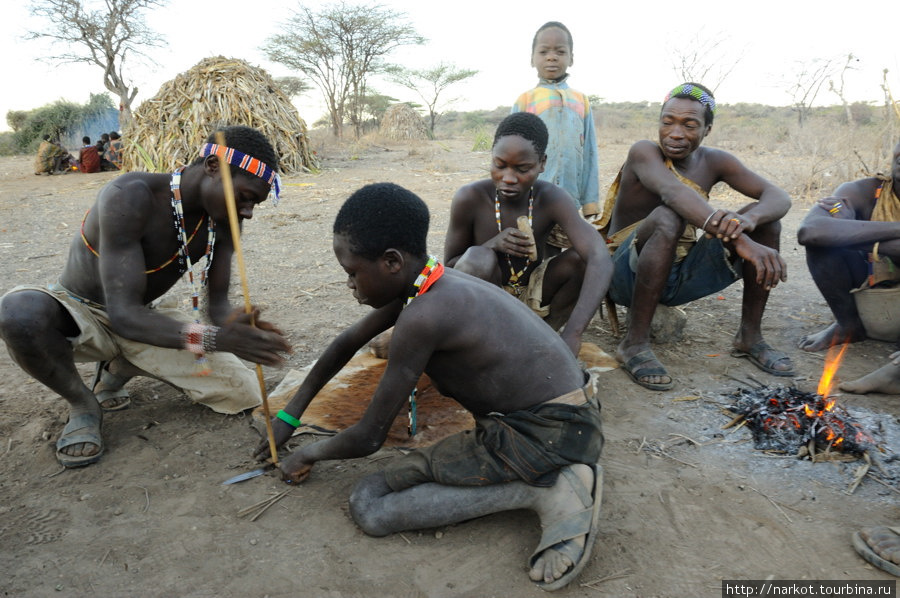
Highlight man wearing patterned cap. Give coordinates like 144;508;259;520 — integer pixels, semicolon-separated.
595;82;794;390
0;125;292;468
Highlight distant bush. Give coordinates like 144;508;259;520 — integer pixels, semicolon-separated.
0;132;18;156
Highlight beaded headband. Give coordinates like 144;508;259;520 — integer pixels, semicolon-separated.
200;143;282;205
663;83;717;115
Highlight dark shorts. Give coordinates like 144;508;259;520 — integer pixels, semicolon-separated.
382;383;604;491
608;230;742;307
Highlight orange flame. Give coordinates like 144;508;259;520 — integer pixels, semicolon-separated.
817;342;849;397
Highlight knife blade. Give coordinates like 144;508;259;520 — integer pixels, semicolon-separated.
222;467;269;485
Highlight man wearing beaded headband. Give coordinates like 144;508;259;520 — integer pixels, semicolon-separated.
444;111;611;355
259;183;604;590
595;82;794;390
0;125;291;468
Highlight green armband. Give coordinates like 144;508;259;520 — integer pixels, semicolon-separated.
276;410;301;428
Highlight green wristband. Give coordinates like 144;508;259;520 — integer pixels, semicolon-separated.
276;410;301;428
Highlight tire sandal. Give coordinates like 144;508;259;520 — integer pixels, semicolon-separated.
56;411;103;468
92;360;131;411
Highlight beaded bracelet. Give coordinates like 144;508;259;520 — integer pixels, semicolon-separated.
202;326;220;353
183;323;206;356
276;410;302;428
183;323;219;356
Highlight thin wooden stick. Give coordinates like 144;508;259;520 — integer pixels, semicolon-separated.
215;132;278;466
249;489;291;522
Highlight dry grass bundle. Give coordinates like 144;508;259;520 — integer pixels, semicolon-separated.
379;104;428;141
122;56;318;175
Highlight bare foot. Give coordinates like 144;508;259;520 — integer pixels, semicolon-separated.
798;322;865;352
368;327;393;359
528;464;595;585
841;361;900;395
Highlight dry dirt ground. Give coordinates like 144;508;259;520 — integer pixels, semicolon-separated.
0;138;898;598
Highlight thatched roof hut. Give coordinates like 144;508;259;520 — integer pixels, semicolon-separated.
379;104;428;141
122;56;318;174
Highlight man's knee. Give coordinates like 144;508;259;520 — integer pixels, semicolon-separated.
0;292;50;344
750;219;782;245
455;246;498;279
348;472;394;537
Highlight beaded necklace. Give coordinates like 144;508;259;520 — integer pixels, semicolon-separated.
405;255;444;306
403;255;444;436
495;188;533;294
80;209;205;274
170;167;217;374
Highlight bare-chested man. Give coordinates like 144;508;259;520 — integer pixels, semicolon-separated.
0;126;291;468
444;112;611;355
597;82;794;390
259;183;604;591
797;141;900;355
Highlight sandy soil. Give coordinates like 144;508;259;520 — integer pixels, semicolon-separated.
0;139;898;598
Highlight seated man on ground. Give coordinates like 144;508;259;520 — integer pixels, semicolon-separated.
597;82;793;390
259;183;604;591
0;125;291;468
34;134;73;175
797;140;900;352
78;136;101;173
444;112;611;355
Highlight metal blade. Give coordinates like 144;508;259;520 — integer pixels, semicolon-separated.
221;467;269;485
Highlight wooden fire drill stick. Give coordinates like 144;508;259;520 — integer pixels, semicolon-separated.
214;132;279;466
517;215;538;261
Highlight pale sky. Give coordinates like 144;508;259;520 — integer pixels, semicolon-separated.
3;0;899;133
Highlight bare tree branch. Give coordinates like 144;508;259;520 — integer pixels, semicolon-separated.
27;0;166;128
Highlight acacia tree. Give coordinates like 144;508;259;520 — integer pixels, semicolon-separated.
27;0;166;129
385;62;478;137
263;2;423;138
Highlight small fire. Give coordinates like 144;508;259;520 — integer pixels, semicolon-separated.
816;342;849;397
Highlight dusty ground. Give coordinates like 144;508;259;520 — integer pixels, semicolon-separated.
0;138;898;598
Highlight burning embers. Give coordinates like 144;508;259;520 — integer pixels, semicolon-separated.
727;343;874;457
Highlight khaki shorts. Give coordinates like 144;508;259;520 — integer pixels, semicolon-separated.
3;284;261;414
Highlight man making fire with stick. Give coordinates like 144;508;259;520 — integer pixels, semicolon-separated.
258;183;604;591
0;126;291;468
596;82;794;391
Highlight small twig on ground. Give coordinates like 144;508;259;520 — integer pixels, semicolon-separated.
865;471;900;495
722;414;745;430
667;433;701;447
46;465;67;478
398;533;411;545
98;549;111;567
749;486;792;523
3;438;12;458
238;489;292;522
580;569;633;589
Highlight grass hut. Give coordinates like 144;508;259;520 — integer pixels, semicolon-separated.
122;56;318;174
379;104;428;141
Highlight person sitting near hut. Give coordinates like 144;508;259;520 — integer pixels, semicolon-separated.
0;125;292;468
444;112;611;355
78;136;101;173
95;132;117;171
596;82;794;390
259;183;604;591
33;134;74;175
106;131;123;170
797;140;900;353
